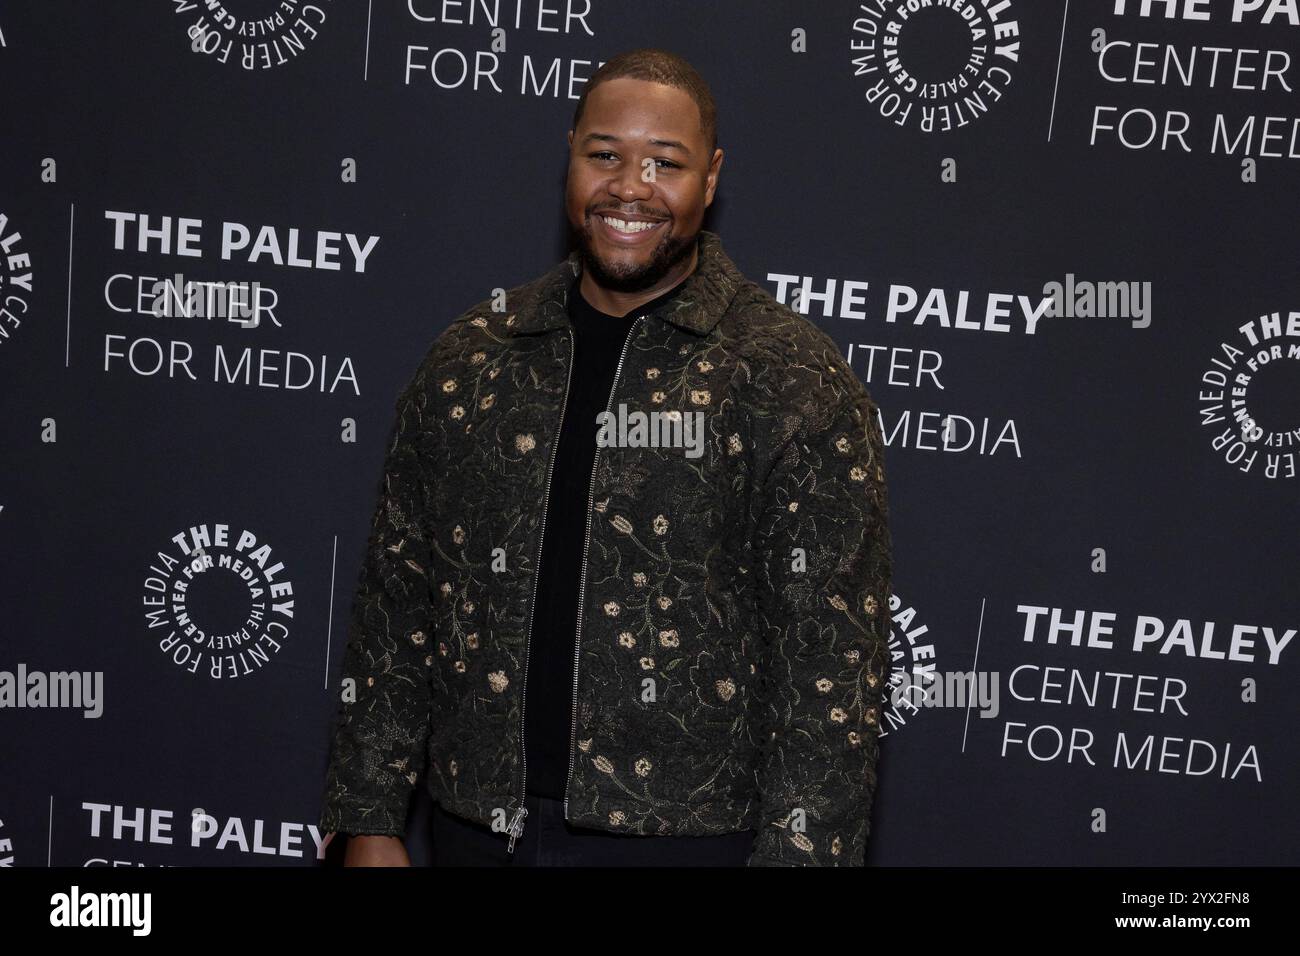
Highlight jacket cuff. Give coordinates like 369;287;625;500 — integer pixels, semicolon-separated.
746;820;864;866
319;795;410;837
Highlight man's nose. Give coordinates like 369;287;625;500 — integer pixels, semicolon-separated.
610;163;654;200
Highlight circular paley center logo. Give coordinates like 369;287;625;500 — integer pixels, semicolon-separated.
848;0;1021;132
879;591;942;738
0;210;33;350
174;0;331;71
1197;310;1300;481
141;524;296;680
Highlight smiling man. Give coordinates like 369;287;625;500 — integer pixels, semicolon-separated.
320;48;894;867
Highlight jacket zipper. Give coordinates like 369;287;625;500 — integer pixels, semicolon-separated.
508;324;575;854
563;314;646;821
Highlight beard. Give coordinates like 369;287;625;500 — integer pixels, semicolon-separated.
571;213;698;294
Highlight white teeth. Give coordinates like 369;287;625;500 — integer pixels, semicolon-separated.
601;215;660;234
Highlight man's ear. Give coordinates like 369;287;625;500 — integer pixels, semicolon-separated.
706;148;724;206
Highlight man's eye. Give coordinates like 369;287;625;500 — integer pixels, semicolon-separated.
589;152;677;168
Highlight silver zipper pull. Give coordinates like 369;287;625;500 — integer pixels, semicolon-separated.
506;805;529;853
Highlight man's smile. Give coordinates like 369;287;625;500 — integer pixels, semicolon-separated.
592;211;668;245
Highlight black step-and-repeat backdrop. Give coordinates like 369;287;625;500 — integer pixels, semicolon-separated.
0;1;1295;867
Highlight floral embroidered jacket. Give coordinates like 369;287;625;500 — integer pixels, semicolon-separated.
319;229;894;866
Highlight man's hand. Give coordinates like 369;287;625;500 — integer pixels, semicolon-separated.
343;835;412;867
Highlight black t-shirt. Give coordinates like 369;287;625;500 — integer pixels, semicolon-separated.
523;270;689;800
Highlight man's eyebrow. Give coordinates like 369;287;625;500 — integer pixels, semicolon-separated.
581;132;693;158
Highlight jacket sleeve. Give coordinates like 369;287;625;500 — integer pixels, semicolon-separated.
747;385;893;866
319;380;437;837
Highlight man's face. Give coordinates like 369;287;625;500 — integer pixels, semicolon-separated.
566;77;722;293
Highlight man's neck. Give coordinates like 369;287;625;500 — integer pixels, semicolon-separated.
577;240;699;318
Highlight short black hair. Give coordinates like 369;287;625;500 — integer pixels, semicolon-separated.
572;48;718;157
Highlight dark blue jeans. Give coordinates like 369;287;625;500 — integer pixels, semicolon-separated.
431;793;757;866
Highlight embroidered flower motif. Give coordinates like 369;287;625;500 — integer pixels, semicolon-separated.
452;525;465;544
815;677;833;693
470;316;487;328
515;433;536;453
634;758;653;777
618;632;636;649
847;732;861;747
656;595;672;610
594;755;615;773
479;394;495;410
849;466;866;481
611;515;633;534
697;359;713;372
488;367;500;379
366;676;375;687
410;630;427;646
438;642;449;657
865;671;878;688
603;601;621;617
453;660;466;673
442;378;458;393
831;836;843;856
845;649;861;664
829;707;848;723
716;678;736;701
466;632;479;650
646;367;661;379
639;657;656;670
865;707;878;726
652;514;669;535
787;500;799;512
578;738;592;752
487;670;509;692
835;436;851;453
651;390;666;403
864;594;878;616
424;655;433;666
462;600;475;614
658;628;679;648
450;405;465;420
470;351;486;363
727;433;743;454
632;571;647;588
829;594;848;611
609;810;626;825
440;582;452;597
689;389;710;405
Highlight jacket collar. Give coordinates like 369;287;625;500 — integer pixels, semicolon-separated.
502;229;743;338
